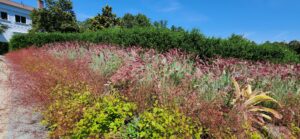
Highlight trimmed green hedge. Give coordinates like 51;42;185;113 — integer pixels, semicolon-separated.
0;42;8;55
9;27;300;63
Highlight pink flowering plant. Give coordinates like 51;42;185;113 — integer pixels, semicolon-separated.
6;42;300;138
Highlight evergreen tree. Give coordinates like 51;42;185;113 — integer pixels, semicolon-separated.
31;0;79;32
89;5;120;31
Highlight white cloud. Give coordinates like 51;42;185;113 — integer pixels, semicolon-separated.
159;0;181;12
243;31;256;38
142;0;182;13
273;31;290;41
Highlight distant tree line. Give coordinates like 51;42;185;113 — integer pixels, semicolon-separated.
31;1;184;32
30;0;300;55
77;5;180;31
265;40;300;55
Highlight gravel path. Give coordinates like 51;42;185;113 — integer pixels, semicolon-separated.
0;56;10;139
0;56;47;139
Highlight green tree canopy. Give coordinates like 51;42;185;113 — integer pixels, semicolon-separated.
228;34;256;46
170;25;185;32
153;20;168;28
121;13;151;28
288;40;300;54
77;19;93;32
31;0;79;32
89;5;120;31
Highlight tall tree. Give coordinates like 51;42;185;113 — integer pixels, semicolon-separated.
288;40;300;54
121;13;151;28
31;0;79;32
121;13;135;28
170;25;185;32
89;5;120;31
77;19;92;32
153;20;168;28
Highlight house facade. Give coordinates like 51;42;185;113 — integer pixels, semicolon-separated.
0;0;35;42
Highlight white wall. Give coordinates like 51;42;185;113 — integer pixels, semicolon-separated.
0;3;32;42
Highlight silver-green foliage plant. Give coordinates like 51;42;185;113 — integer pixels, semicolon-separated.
90;52;123;76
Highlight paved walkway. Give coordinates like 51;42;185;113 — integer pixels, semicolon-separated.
0;56;47;139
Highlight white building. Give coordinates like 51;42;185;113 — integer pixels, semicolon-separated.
0;0;36;42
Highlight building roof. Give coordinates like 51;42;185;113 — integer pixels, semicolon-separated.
0;0;34;11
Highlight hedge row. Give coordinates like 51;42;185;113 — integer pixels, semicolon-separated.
0;42;8;55
9;27;300;63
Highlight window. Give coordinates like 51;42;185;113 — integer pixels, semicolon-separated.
15;15;20;22
15;15;26;24
21;16;26;23
0;12;8;20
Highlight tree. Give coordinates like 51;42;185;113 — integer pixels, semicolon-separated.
121;13;135;28
228;34;255;45
31;0;79;32
121;13;151;28
134;14;152;27
170;25;185;32
78;19;92;32
153;20;168;28
288;40;300;54
89;5;120;31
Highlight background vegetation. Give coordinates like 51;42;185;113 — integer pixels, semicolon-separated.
9;28;300;63
31;0;79;32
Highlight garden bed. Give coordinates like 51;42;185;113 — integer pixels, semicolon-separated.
6;42;300;138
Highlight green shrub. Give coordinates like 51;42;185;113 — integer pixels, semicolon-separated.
9;32;79;51
73;94;137;138
9;27;300;63
206;36;299;63
42;83;95;137
291;123;300;137
121;107;203;138
0;42;8;55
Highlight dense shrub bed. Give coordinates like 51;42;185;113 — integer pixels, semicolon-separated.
0;42;8;55
6;42;300;138
9;28;300;63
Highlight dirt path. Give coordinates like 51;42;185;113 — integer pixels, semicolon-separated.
0;56;10;139
0;56;47;139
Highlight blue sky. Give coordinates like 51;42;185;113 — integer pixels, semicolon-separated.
14;0;300;43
